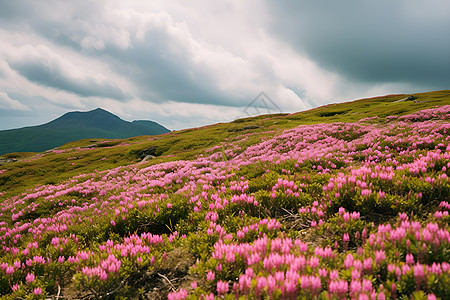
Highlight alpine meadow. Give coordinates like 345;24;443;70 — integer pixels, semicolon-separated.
0;90;450;299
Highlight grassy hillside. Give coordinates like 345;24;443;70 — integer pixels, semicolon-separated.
0;90;449;299
1;90;449;197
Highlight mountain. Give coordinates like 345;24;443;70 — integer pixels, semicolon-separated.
0;108;170;155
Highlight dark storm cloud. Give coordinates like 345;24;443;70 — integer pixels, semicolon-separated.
104;29;232;106
265;0;450;89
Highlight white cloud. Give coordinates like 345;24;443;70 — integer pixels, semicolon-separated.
0;90;29;111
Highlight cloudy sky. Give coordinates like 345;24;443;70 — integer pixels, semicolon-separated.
0;0;449;130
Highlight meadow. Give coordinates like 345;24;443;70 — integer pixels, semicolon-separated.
0;91;449;299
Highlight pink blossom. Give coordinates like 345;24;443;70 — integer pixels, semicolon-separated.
310;276;321;294
5;266;14;275
26;273;35;283
350;280;361;295
405;253;414;265
344;253;354;268
375;250;386;264
414;264;425;278
206;270;215;281
168;288;188;300
329;270;339;281
33;287;42;295
363;257;372;270
343;233;350;242
329;279;348;296
190;281;197;289
217;280;228;295
362;278;372;292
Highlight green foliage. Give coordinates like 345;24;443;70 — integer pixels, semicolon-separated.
112;196;191;237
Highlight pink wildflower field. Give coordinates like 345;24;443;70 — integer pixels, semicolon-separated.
1;106;450;299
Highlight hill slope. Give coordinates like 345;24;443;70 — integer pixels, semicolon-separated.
1;90;449;196
0;90;449;299
0;108;170;155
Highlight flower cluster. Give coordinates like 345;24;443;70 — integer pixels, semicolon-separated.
0;106;449;299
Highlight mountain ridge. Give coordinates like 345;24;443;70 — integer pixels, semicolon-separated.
0;108;170;155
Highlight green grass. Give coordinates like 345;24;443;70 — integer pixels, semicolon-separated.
1;90;449;197
285;90;450;125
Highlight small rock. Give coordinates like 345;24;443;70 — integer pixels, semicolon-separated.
138;146;158;159
142;155;155;162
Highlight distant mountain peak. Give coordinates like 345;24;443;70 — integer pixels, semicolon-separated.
87;108;117;115
62;107;118;117
0;108;170;155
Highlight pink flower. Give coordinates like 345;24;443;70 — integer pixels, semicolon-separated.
51;237;60;246
191;281;197;289
248;252;261;265
405;253;414;265
168;288;188;300
362;278;372;292
363;257;372;270
99;270;108;281
329;279;348;296
256;276;267;294
308;256;320;268
216;263;222;271
13;261;21;269
284;279;297;294
350;280;361;295
217;280;229;295
239;274;252;292
375;250;386;264
318;268;328;277
344;253;354;269
26;273;35;283
414;264;425;278
343;233;350;242
5;266;14;275
167;203;172;208
206;270;215;281
310;276;321;294
33;287;42;295
300;275;310;290
330;270;339;280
